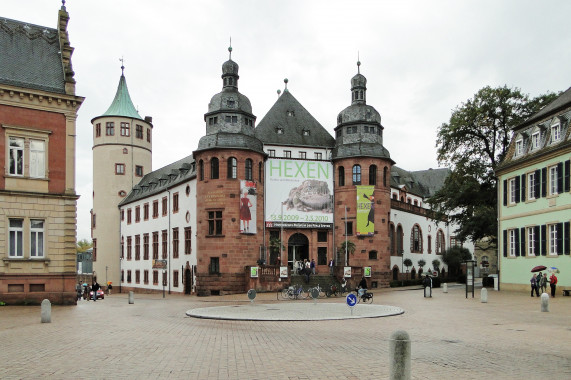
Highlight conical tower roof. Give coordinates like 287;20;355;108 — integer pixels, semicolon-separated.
97;72;142;120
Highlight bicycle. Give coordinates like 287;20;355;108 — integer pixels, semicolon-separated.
354;288;373;304
310;284;326;298
279;284;307;300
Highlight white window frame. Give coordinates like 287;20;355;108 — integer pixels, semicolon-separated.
29;139;46;178
515;139;523;156
268;149;275;157
549;165;558;195
550;124;561;143
509;229;516;257
9;218;24;257
314;152;322;160
299;152;306;159
509;178;516;204
116;163;125;175
30;219;44;258
531;132;540;150
527;172;536;199
8;136;24;176
527;227;535;257
549;224;558;256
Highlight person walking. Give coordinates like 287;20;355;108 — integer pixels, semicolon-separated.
329;259;334;275
530;274;539;297
310;259;316;275
549;273;558;297
92;280;100;301
539;273;547;294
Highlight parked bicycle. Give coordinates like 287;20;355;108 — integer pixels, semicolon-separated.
279;284;308;300
309;284;326;298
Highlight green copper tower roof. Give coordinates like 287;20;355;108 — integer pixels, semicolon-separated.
101;73;142;120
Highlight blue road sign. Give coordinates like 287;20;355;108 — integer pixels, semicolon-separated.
346;293;357;307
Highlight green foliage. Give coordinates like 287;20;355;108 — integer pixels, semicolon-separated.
432;259;441;269
429;86;560;243
403;258;413;268
337;240;356;255
76;239;92;254
442;246;472;275
269;237;285;252
417;259;426;268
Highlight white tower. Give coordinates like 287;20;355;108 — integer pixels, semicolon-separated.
90;66;152;287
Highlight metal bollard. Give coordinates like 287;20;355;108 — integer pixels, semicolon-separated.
541;293;549;312
129;291;134;304
390;330;411;380
480;287;488;303
41;299;51;323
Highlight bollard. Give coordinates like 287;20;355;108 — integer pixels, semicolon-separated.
493;277;498;291
443;283;448;293
540;293;549;312
480;287;488;303
389;330;411;380
424;286;431;298
129;291;134;304
41;299;51;323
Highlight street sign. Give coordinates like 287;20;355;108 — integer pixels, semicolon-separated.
346;293;357;307
310;288;319;299
247;289;256;300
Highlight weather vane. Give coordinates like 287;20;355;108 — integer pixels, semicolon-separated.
357;52;361;74
228;37;232;60
119;56;125;75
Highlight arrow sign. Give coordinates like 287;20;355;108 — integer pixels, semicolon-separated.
346;293;357;307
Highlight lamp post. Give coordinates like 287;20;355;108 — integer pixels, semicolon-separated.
162;270;166;298
400;250;404;286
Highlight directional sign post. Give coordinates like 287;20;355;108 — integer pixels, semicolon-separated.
346;293;357;316
247;289;257;304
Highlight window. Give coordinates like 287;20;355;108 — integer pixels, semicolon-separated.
135;206;140;222
549;165;559;195
389;224;395;255
8;137;24;176
450;236;461;247
185;227;192;254
135;270;140;284
173;270;179;288
531;132;540;150
410;225;422;253
211;157;219;179
528;172;537;199
209;257;220;274
199;160;204;181
208;211;223;235
277;128;284;134
508;177;517;204
227;157;237;179
93;238;97;261
347;126;357;134
396;225;404;254
116;163;125;175
135;165;143;177
144;270;149;284
268;150;275;157
9;219;23;257
369;250;378;260
127;209;132;224
127;270;132;283
96;123;101;137
106;122;114;136
515;139;523;156
549;224;561;256
120;122;130;137
427;235;432;254
120;236;124;259
162;230;168;259
318;247;327;265
245;159;253;181
29;140;45;178
527;227;538;257
173;193;179;213
352;165;361;185
299;152;306;159
135;235;140;260
345;221;353;236
338;166;345;186
153;270;159;285
147;128;151;143
315;152;322;160
369;165;377;185
127;236;132;260
136;124;143;139
208;117;218;125
143;233;149;260
173;227;179;258
551;124;561;143
225;115;238;124
508;229;516;257
436;230;445;254
259;162;263;182
153;200;159;218
317;231;327;242
284;151;291;158
162;197;167;216
144;203;149;220
152;232;159;259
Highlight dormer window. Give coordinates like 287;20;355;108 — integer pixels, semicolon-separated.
244;118;253;127
226;99;235;108
287;110;295;117
515;139;523;156
208;117;218;125
531;132;540;150
347;126;357;134
225;116;238;124
551;124;561;143
302;129;310;136
276;127;284;134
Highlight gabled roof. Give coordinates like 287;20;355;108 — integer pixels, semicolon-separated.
390;166;450;198
0;18;65;93
255;90;335;148
519;86;571;128
98;74;143;120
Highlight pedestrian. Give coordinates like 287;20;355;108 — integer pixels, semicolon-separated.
530;274;539;297
92;279;100;301
549;273;558;297
329;259;334;275
310;259;316;275
536;272;543;292
539;273;547;294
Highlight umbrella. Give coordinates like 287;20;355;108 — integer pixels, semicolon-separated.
550;267;560;274
531;265;547;273
82;283;88;286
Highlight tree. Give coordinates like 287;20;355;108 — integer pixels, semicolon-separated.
76;239;92;254
442;247;472;276
338;240;356;265
429;86;559;243
417;259;426;269
403;258;412;272
432;259;441;271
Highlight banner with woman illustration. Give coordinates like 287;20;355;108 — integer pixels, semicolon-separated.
240;180;257;234
356;185;374;236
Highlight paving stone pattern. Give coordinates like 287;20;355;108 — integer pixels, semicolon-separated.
1;285;570;379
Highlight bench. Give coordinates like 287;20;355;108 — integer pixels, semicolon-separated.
563;289;570;296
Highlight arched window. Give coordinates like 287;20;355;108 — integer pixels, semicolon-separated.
410;224;422;253
352;165;361;185
396;225;403;254
227;157;237;179
199;160;204;181
259;162;263;182
338;166;345;186
392;193;397;200
369;165;377;185
389;223;395;255
383;166;388;187
210;157;219;179
245;159;253;181
436;229;445;254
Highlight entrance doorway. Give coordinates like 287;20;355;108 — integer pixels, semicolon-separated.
288;233;309;269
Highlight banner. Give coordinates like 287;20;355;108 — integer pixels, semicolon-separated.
356;185;374;236
265;158;333;228
239;180;257;234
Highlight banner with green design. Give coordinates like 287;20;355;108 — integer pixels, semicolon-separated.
356;186;374;236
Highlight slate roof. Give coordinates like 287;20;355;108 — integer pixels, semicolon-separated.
98;74;143;120
332;142;393;161
255;90;335;148
409;168;451;197
119;154;196;206
390;166;450;198
196;132;264;154
520;86;571;128
0;18;65;93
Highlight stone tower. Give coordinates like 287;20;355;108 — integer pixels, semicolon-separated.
332;61;394;286
91;67;152;286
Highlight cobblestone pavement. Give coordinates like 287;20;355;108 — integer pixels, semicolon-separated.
1;285;570;380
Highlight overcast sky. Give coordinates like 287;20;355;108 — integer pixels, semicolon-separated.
4;0;571;242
